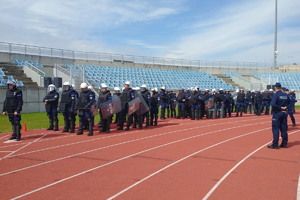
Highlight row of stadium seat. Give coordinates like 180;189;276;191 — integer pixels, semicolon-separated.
66;65;234;90
252;72;300;90
12;59;43;67
0;73;24;87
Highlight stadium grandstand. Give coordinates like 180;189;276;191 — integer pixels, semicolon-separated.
0;41;299;112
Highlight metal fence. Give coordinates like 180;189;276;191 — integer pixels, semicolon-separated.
0;41;274;69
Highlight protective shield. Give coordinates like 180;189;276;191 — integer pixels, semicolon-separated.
136;95;150;115
128;97;141;116
205;98;215;110
99;96;122;119
90;104;98;117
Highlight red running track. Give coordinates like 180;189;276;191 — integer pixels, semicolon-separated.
0;114;299;200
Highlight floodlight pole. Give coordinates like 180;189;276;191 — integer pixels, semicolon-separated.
273;0;278;68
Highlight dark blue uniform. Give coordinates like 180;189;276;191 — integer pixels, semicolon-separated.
43;90;59;131
254;92;263;116
158;90;168;119
98;90;112;133
140;89;151;128
149;91;159;126
191;91;202;120
236;92;245;117
76;89;96;136
169;92;177;118
287;93;296;126
2;87;23;140
270;90;290;148
118;88;135;130
224;92;233;117
245;91;253;114
262;92;271;115
176;91;186;119
59;89;77;133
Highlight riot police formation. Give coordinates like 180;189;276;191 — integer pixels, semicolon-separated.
33;82;297;136
59;82;77;133
76;83;96;136
43;84;59;131
2;80;23;141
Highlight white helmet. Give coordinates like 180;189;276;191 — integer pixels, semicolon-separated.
291;89;295;92
114;87;120;91
80;83;88;89
133;87;140;91
154;87;158;92
124;81;130;85
212;89;216;93
236;89;240;93
88;85;93;90
161;86;166;90
101;83;108;88
63;82;71;86
269;89;273;92
219;88;223;91
141;84;147;88
48;84;56;92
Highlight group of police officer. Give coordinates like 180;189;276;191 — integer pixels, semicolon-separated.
2;80;297;148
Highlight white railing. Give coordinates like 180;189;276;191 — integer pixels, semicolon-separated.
24;61;45;77
23;61;45;86
0;41;274;69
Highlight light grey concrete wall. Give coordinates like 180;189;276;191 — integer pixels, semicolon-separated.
0;87;47;113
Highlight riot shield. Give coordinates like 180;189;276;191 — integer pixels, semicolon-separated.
128;97;142;116
136;95;150;116
99;96;122;119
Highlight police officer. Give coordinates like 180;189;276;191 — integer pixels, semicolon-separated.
216;88;225;118
98;84;112;133
139;84;151;128
158;86;168;119
290;89;297;114
254;90;263;116
2;80;23;141
118;81;135;131
262;90;271;115
149;88;159;126
59;82;77;133
43;84;59;131
268;82;290;149
169;90;177;118
224;89;232;117
176;89;186;119
236;89;245;117
76;83;96;136
190;88;201;120
285;89;296;127
113;87;121;124
245;90;253;114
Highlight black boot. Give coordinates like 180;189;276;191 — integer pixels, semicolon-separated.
15;122;21;141
265;108;270;115
154;115;158;126
77;120;84;135
87;118;93;136
69;117;75;133
9;124;17;140
47;118;54;130
236;112;239;117
53;117;59;131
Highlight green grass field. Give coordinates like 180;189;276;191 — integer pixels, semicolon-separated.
1;106;299;134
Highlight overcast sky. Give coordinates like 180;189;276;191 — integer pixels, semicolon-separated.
0;0;299;65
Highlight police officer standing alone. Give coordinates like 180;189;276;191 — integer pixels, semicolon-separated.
43;84;59;131
76;83;95;136
2;80;23;141
268;83;290;149
285;89;296;127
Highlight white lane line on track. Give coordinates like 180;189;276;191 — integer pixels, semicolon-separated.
202;130;300;200
106;127;271;200
0;115;269;149
297;173;300;200
0;134;47;161
7;118;263;158
11;125;270;200
0;121;268;177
